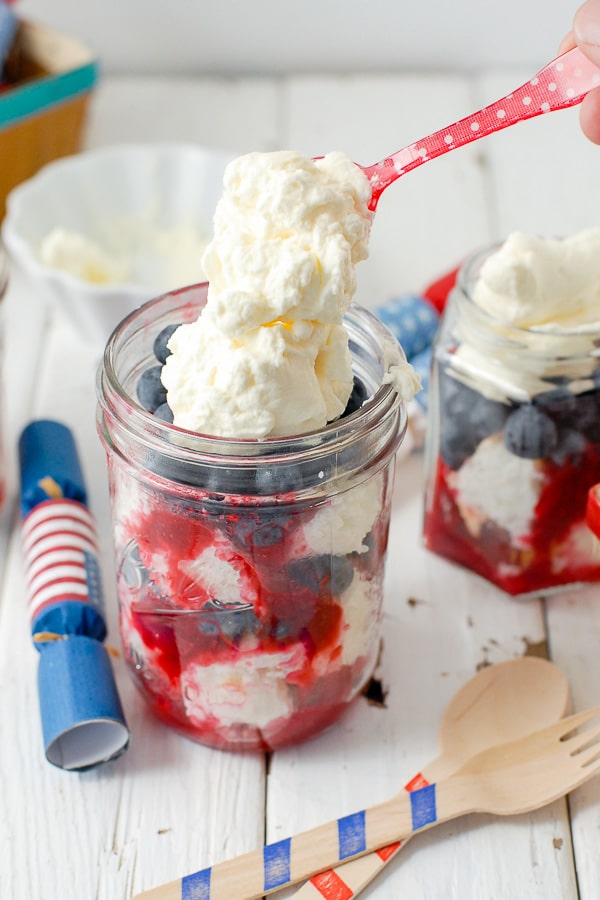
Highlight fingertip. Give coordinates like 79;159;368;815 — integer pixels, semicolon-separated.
580;88;600;144
558;30;576;54
574;0;600;56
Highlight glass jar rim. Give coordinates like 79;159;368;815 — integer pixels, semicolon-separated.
97;283;407;493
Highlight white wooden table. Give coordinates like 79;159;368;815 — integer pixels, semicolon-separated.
2;67;600;899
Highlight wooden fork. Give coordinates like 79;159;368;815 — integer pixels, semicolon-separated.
134;705;600;900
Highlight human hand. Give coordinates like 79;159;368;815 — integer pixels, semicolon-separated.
561;0;600;143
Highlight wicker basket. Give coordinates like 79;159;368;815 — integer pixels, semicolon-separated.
0;19;98;220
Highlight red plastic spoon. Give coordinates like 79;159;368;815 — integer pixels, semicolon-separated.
361;47;600;211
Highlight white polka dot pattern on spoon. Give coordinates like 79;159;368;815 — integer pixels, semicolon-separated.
365;47;600;205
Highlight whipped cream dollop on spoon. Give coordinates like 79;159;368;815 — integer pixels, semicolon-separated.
162;150;419;439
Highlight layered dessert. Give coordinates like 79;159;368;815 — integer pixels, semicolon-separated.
99;150;419;750
424;230;600;596
111;433;394;750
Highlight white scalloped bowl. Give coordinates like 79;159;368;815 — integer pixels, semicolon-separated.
1;143;236;344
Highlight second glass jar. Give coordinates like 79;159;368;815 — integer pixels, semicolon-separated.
424;244;600;598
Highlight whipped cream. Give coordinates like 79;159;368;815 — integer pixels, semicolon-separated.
40;224;210;290
41;228;129;285
297;475;382;556
452;230;600;404
449;434;547;541
162;150;380;438
473;230;600;329
181;645;305;731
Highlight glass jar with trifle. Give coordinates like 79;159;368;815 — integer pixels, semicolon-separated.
424;231;600;597
97;283;409;751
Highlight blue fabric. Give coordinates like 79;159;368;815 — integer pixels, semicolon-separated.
19;420;88;514
375;294;439;360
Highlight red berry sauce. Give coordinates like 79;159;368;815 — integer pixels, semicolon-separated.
111;461;390;751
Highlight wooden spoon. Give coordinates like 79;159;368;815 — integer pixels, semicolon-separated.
293;656;570;899
138;703;600;899
133;657;569;900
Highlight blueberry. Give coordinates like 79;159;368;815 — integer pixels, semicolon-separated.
287;554;354;596
250;522;285;547
272;621;293;640
533;387;577;424
221;511;292;550
439;421;478;470
440;391;509;469
153;324;180;364
154;402;174;423
199;599;259;641
551;428;588;465
438;369;475;417
328;555;355;594
575;391;600;443
467;394;509;442
144;451;213;488
198;618;220;636
144;458;264;494
341;376;368;418
503;404;558;459
437;369;509;468
137;365;167;412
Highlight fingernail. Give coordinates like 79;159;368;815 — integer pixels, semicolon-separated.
575;0;600;47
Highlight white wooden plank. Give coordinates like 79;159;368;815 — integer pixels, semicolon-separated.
545;586;600;900
85;75;282;155
0;268;50;640
476;71;600;238
0;313;266;897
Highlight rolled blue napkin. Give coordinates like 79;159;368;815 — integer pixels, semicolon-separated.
374;293;439;361
374;293;439;413
19;420;129;771
410;345;433;411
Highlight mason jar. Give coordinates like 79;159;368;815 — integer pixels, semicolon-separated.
424;244;600;598
97;282;407;751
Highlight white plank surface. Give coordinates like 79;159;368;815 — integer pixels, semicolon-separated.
1;68;600;899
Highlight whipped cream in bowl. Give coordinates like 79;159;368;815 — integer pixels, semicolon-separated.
2;143;235;344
